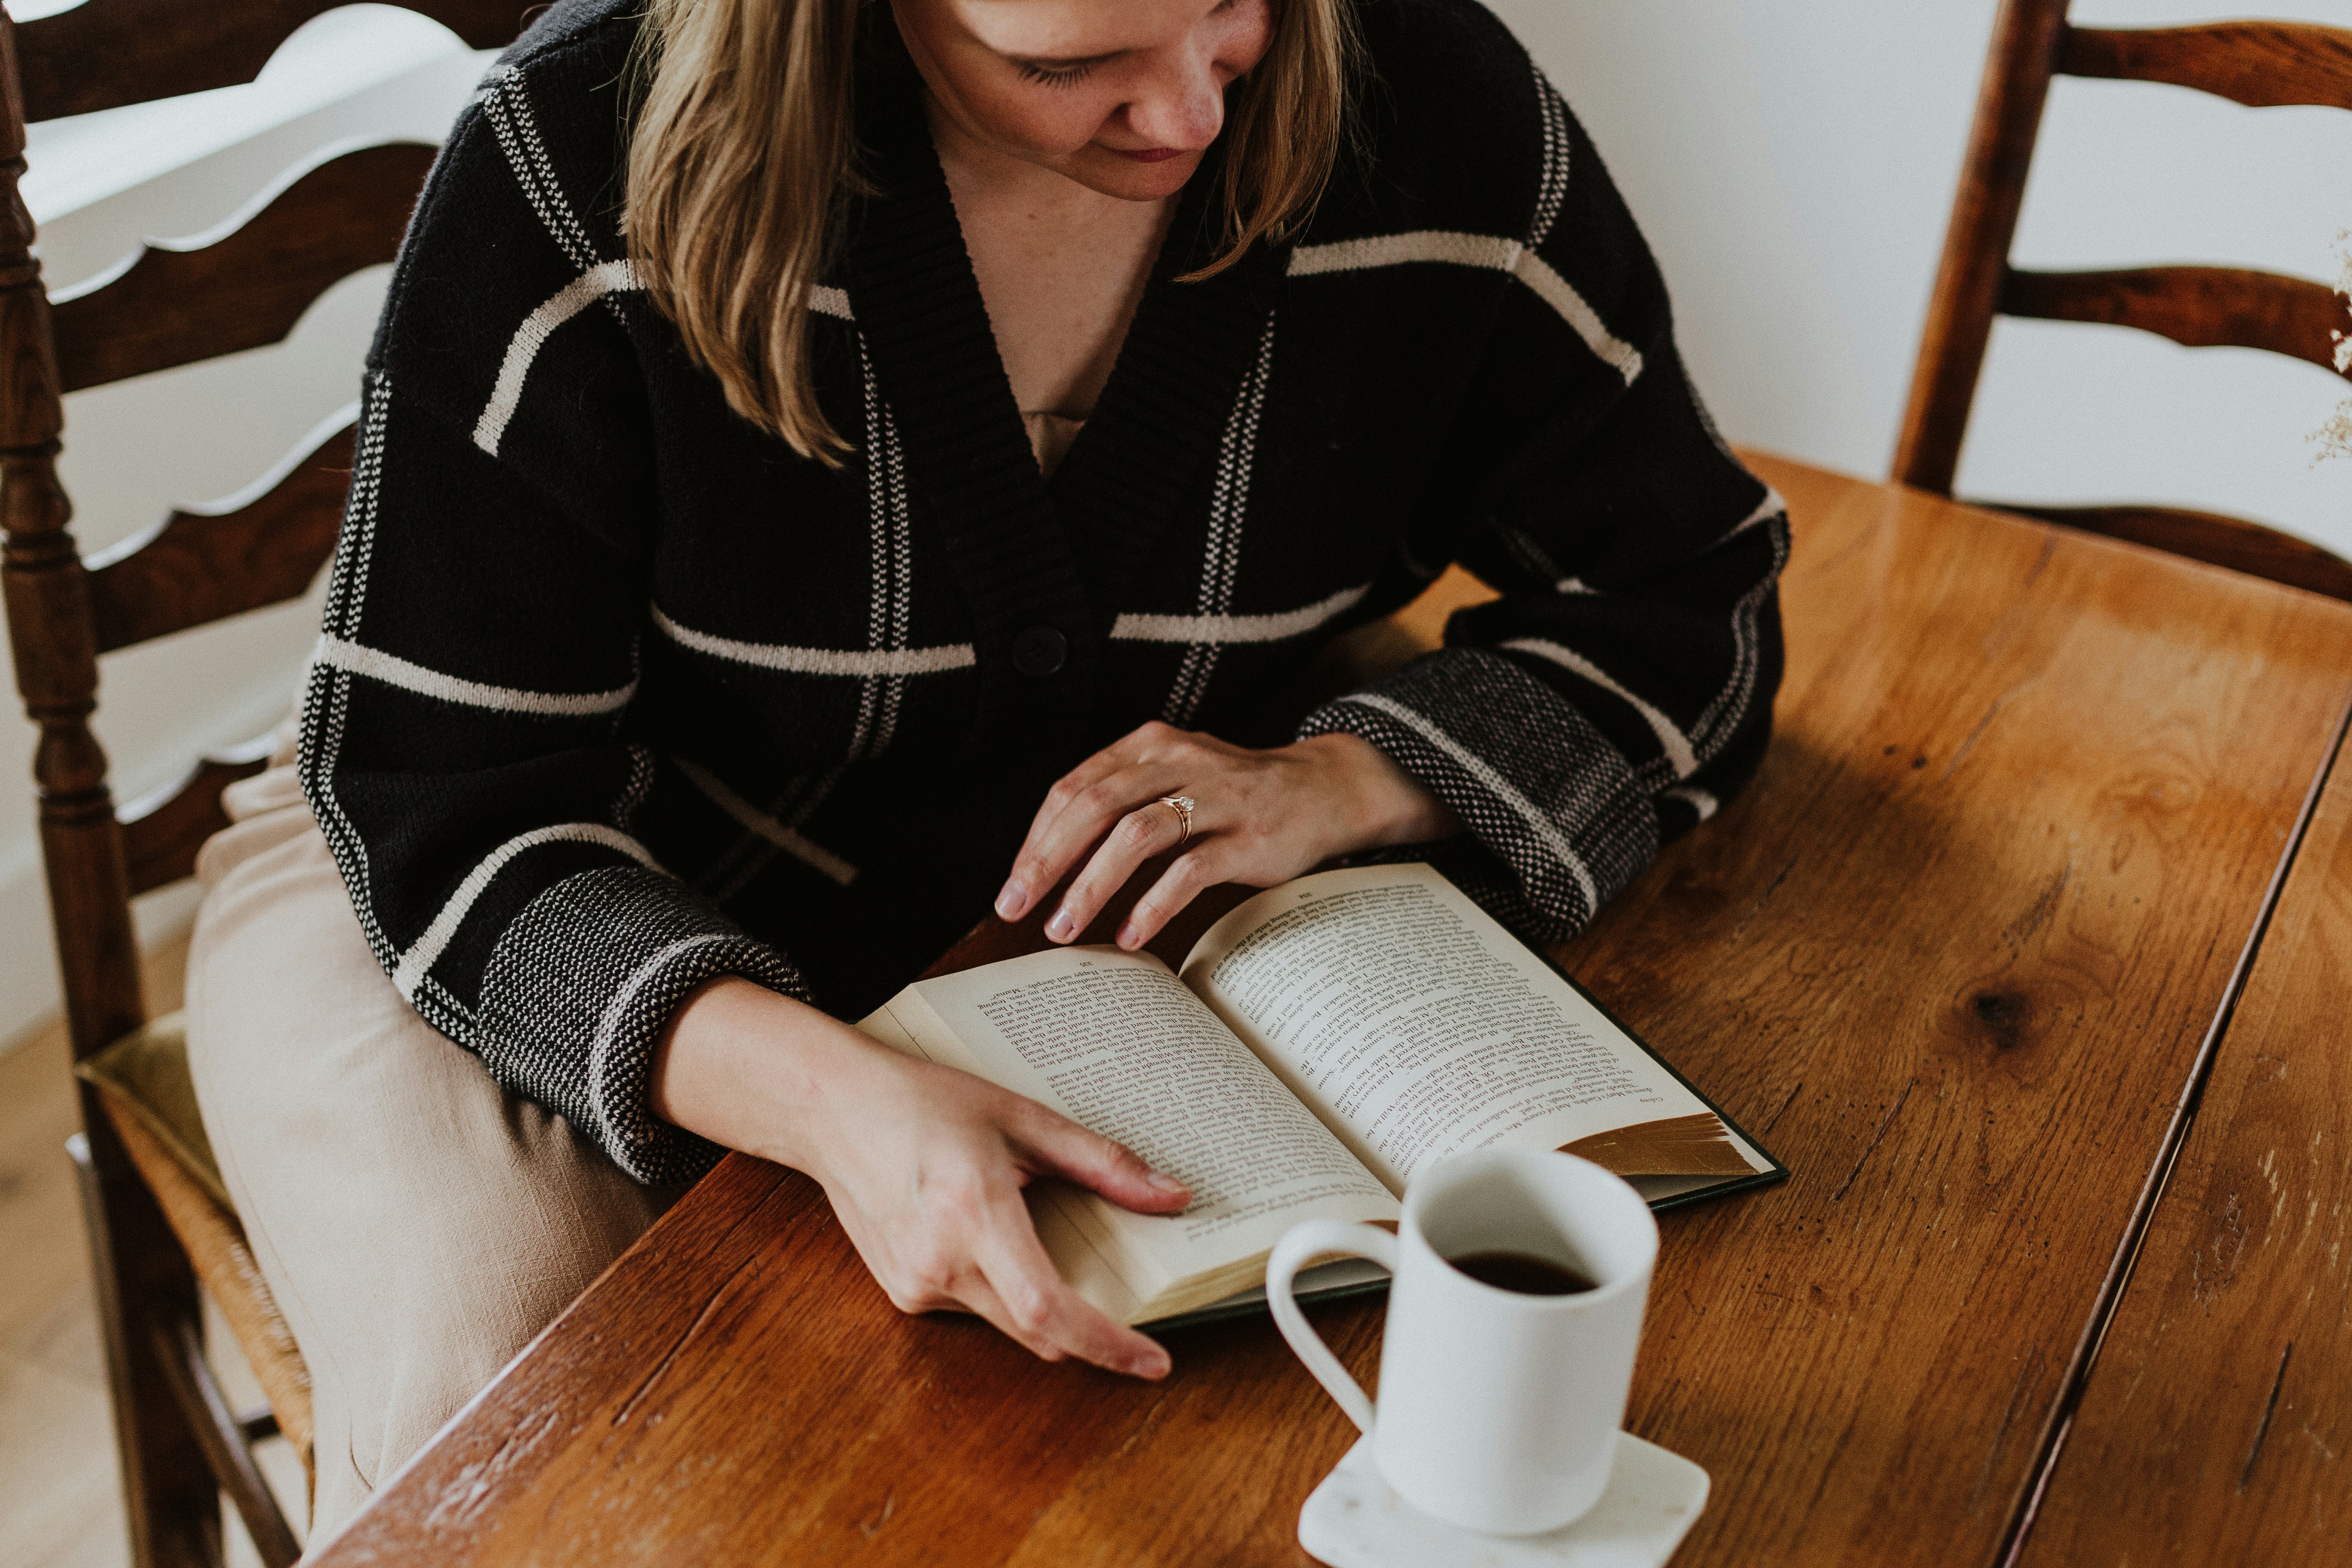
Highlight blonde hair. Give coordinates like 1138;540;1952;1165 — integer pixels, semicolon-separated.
625;0;1360;464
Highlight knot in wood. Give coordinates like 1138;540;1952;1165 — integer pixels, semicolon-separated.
1969;990;2032;1050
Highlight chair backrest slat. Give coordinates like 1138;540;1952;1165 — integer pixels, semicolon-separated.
2061;22;2352;113
118;739;275;897
86;415;355;654
2000;265;2349;376
52;141;438;393
16;0;526;123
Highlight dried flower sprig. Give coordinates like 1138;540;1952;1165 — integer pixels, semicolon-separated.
2312;230;2352;463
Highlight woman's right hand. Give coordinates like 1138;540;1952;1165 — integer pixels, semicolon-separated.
650;976;1188;1378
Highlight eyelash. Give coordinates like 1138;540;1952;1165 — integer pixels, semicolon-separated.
1015;0;1236;89
1017;61;1097;88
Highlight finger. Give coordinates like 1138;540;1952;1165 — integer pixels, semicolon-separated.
888;1181;1171;1377
1001;748;1138;920
1009;761;1188;930
972;1187;1172;1378
1044;798;1191;944
999;724;1196;919
855;1202;1082;1366
940;1265;1075;1366
1117;846;1228;951
1005;1094;1191;1215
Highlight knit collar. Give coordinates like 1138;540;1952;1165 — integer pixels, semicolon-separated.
842;44;1284;746
1057;152;1287;618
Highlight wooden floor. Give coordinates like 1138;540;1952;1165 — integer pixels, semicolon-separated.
0;935;308;1568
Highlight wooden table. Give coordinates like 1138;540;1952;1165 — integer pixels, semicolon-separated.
312;456;2352;1567
2018;637;2352;1560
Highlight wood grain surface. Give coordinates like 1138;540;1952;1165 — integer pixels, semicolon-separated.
50;141;437;393
2018;685;2352;1562
311;457;2352;1568
2061;21;2352;113
85;415;352;654
1892;0;2066;494
13;0;528;122
1982;501;2352;605
116;741;276;897
1539;458;2352;1566
1999;264;2352;377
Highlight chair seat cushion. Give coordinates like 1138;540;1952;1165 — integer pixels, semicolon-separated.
75;1011;231;1211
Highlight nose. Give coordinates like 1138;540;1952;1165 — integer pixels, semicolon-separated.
1121;46;1228;150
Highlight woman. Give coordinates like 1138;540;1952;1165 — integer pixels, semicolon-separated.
188;0;1784;1536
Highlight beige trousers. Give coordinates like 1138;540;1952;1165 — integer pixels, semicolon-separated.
184;763;676;1548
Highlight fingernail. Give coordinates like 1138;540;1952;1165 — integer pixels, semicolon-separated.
1135;1345;1172;1379
995;882;1026;919
1145;1170;1188;1197
1046;908;1077;941
1115;922;1141;949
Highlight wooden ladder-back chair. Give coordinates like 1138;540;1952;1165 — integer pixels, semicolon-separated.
1895;0;2352;602
0;5;525;1565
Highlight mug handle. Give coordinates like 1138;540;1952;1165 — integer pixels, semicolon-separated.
1265;1219;1399;1433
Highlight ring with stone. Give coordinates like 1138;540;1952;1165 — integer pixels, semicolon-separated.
1156;794;1197;848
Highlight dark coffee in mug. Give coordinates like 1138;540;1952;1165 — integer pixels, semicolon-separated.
1445;1249;1600;1296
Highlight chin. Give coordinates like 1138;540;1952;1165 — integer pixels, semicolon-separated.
1066;147;1207;203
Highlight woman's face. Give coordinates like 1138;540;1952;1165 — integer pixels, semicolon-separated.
891;0;1274;202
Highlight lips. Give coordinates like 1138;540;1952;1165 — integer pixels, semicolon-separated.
1109;147;1185;164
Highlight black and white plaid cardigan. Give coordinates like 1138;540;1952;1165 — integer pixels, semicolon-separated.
299;0;1788;1184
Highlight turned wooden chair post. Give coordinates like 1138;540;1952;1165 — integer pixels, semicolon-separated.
1893;0;2070;496
1896;0;2352;601
0;18;225;1568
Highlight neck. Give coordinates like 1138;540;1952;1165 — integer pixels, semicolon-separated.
915;93;1181;428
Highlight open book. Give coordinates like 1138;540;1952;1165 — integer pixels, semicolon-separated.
859;862;1783;1326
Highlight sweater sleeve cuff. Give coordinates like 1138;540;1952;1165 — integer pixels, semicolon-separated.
1299;647;1661;943
475;864;811;1185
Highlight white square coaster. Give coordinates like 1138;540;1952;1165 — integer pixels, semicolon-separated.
1298;1432;1709;1568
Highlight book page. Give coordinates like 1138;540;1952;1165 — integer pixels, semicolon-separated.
1182;863;1767;1193
879;945;1397;1315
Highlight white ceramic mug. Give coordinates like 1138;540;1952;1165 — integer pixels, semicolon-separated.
1266;1148;1659;1537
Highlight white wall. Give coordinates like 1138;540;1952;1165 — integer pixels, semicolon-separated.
0;6;493;1045
1488;0;2352;546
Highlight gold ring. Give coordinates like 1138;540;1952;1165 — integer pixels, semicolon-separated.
1157;794;1197;848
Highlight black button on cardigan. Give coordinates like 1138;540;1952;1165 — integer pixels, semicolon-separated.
1013;627;1069;679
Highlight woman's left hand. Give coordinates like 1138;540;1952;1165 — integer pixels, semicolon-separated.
994;723;1461;952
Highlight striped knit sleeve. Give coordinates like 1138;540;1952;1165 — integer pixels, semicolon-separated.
1298;65;1787;944
297;70;805;1185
